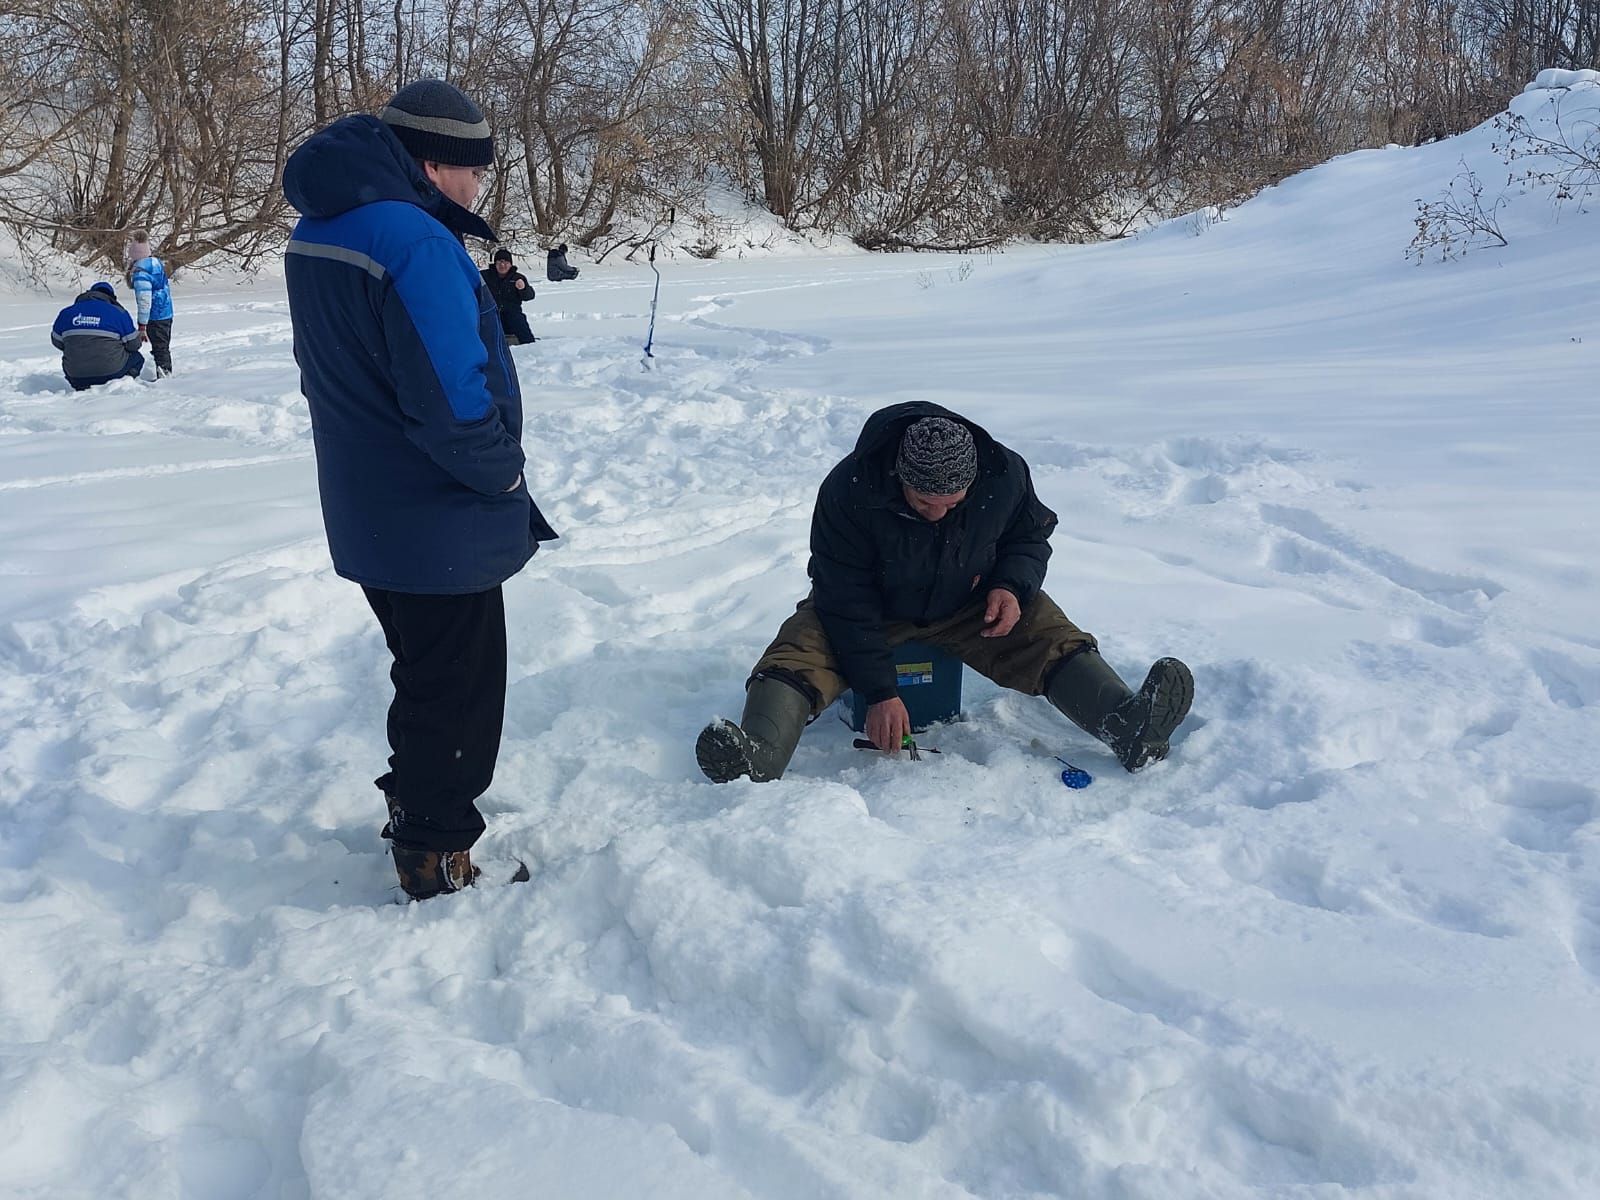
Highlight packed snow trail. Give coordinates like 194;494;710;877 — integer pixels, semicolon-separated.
2;78;1599;1200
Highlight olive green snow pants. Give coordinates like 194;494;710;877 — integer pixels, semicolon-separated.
750;592;1097;717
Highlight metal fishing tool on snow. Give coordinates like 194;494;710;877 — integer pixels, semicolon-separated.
853;735;941;760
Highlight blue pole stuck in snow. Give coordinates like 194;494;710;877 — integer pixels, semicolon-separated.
643;244;661;361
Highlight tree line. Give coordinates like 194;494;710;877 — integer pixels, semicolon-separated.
1;0;1597;271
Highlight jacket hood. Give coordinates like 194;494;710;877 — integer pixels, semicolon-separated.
75;288;125;310
284;115;496;242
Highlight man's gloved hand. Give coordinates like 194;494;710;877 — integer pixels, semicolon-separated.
865;697;911;753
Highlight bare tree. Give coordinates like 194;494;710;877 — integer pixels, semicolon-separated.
694;0;835;220
3;0;1595;272
470;0;692;244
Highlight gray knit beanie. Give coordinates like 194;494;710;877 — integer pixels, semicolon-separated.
896;417;978;495
380;80;494;167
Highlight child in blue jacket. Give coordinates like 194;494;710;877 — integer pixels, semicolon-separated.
125;230;174;375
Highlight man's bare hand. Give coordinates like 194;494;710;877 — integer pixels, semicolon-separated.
866;697;911;753
980;588;1021;637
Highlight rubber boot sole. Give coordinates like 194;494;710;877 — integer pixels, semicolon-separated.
696;718;757;783
1123;658;1195;771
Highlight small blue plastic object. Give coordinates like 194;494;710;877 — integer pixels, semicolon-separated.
1055;757;1093;789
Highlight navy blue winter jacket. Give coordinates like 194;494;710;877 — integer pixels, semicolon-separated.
51;290;142;384
284;115;556;594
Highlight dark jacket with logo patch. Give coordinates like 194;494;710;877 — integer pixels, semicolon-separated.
809;402;1057;701
51;290;142;385
283;115;556;594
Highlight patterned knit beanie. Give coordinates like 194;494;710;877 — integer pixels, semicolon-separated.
896;417;978;495
380;80;494;168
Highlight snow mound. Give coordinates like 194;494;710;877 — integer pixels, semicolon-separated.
1523;67;1600;92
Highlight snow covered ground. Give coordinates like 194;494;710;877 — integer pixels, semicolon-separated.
2;80;1598;1199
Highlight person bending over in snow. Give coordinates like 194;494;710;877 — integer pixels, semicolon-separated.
284;79;558;900
51;281;146;390
695;403;1194;783
481;248;536;344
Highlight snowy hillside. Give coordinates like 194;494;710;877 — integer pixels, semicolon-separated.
2;78;1598;1198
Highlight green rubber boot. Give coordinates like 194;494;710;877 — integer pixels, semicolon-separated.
1047;651;1194;772
695;676;812;783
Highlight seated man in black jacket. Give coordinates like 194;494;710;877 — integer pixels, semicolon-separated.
695;403;1193;783
481;248;535;344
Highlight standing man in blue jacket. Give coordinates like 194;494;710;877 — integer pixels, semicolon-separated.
125;231;175;376
283;79;558;900
51;282;146;389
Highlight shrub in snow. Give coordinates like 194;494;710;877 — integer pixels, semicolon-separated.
1494;94;1600;214
1407;163;1508;262
1409;74;1600;262
1187;205;1226;236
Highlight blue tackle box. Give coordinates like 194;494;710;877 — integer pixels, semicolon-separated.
845;640;964;733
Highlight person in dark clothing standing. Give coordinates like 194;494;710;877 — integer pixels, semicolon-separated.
283;79;558;900
481;248;536;344
695;403;1194;783
51;282;146;389
546;243;579;281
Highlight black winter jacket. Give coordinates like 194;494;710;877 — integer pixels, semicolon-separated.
481;267;532;311
808;402;1057;702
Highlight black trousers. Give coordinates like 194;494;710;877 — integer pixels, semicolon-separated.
499;308;534;344
362;585;507;852
147;318;173;373
68;351;145;390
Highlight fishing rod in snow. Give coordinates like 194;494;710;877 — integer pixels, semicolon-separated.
642;243;661;364
641;207;673;367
